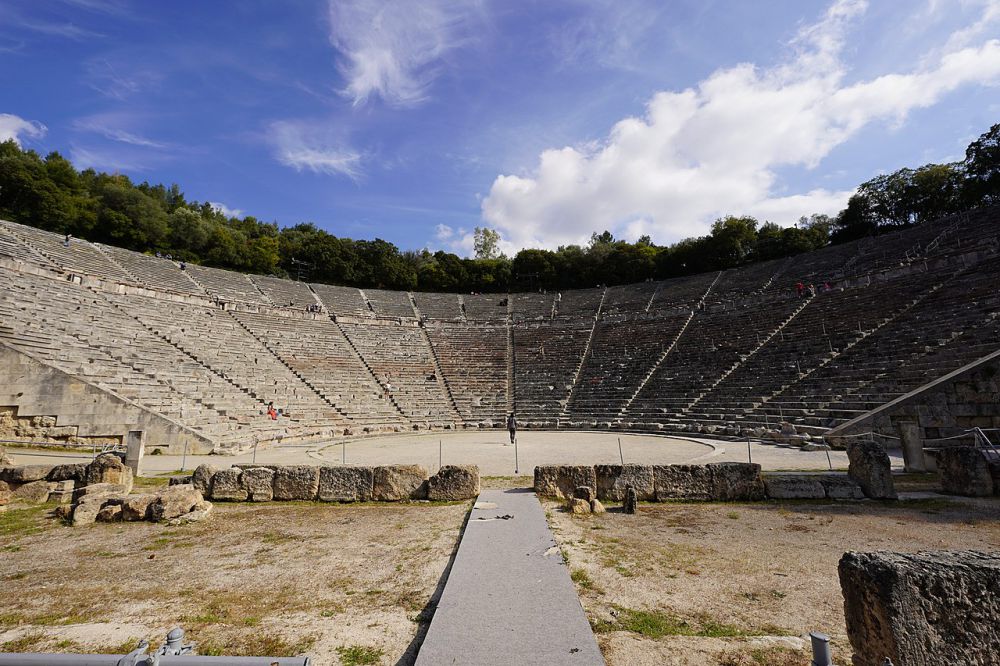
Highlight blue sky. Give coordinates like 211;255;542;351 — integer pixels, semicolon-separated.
1;0;999;255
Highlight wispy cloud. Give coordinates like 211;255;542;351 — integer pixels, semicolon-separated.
268;119;363;180
69;144;152;172
18;19;103;41
0;113;46;145
210;202;244;218
72;113;167;148
83;58;161;100
482;0;1000;249
327;0;488;106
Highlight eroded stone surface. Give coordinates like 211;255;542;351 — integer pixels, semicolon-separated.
595;464;654;502
149;484;202;521
653;464;714;500
847;441;897;499
533;465;596;499
240;466;275;502
272;465;320;501
121;494;156;521
708;462;765;501
427;465;479;501
318;466;374;502
763;474;826;499
85;454;133;494
373;465;428;501
191;464;218;496
935;447;994;497
209;468;247;501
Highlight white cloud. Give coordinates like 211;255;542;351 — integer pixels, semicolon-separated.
481;0;1000;249
327;0;486;106
72;114;166;148
69;144;150;172
434;223;454;240
268;120;362;180
0;113;46;145
210;202;244;218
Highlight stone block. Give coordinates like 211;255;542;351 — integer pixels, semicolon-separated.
762;474;826;499
817;474;865;499
96;504;122;522
318;466;373;502
12;480;53;503
121;494;156;521
573;485;594;502
847;440;897;499
708;462;765;500
373;465;428;501
149;484;203;521
168;475;193;486
72;495;122;526
427;465;479;501
595;465;655;501
272;465;320;501
47;463;88;483
1;465;53;484
74;482;127;501
533;465;596;499
935;447;994;497
623;486;638;514
85;454;133;493
839;550;1000;666
240;467;275;501
209;468;247;501
47;480;75;504
653;465;714;500
0;482;10;507
166;499;213;526
590;499;605;514
191;464;219;496
569;498;591;514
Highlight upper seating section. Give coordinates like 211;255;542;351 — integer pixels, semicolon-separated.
512;292;555;321
186;264;270;304
0;224;54;266
251;275;317;309
554;288;604;319
0;220;133;282
365;288;415;318
413;292;461;320
463;293;507;321
311;283;372;318
99;245;203;295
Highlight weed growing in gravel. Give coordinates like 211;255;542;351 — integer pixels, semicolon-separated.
336;644;384;665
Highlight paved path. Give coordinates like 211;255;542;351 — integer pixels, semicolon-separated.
416;489;604;666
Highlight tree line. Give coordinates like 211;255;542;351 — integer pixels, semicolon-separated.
0;124;997;293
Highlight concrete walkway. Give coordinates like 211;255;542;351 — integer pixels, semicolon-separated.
416;489;604;665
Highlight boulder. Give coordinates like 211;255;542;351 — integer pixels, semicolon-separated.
573;485;595;502
85;454;133;493
272;465;320;501
708;463;765;500
623;486;638;514
0;451;13;466
96;504;122;522
74;482;127;501
373;465;429;501
590;499;606;514
427;465;480;501
595;464;655;502
762;474;826;499
47;480;75;504
839;550;1000;666
13;480;55;503
935;447;994;497
72;495;122;526
168;475;193;486
318;466;373;502
1;465;53;484
569;498;591;514
533;465;597;499
240;467;275;501
149;484;203;522
121;494;156;521
166;500;213;526
209;468;247;501
47;463;88;483
817;474;866;500
653;465;714;500
847;440;897;499
191;464;219;496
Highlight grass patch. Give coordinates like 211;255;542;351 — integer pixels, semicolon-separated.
0;631;48;652
199;632;316;657
716;645;804;665
0;504;55;541
336;644;383;665
132;476;171;489
593;606;786;639
570;568;596;590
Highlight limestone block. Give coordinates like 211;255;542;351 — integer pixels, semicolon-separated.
47;463;87;483
653;465;714;500
623;486;638;514
317;466;373;502
427;465;479;501
240;467;275;501
168;475;193;486
847;440;897;499
0;482;10;506
191;464;219;496
569;498;591;514
1;465;53;484
935;447;994;497
595;464;655;502
85;454;133;493
708;463;765;501
816;474;865;499
74;482;127;501
272;465;320;501
12;480;52;503
839;550;1000;666
373;465;429;501
121;494;156;521
533;465;596;499
96;504;122;522
762;474;826;499
47;480;75;504
590;499;606;514
166;500;213;526
149;484;202;521
72;495;122;526
573;485;595;502
209;468;247;501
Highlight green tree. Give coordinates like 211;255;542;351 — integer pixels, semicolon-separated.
473;226;501;259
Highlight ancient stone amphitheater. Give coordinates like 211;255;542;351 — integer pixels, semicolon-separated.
0;211;997;455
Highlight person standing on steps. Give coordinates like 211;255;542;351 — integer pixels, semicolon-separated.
507;411;517;445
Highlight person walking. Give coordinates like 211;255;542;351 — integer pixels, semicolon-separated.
506;412;517;445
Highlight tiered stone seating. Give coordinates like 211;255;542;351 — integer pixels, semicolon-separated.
231;310;400;428
311;283;371;318
426;324;507;424
707;259;786;304
98;245;203;295
0;220;133;282
924;206;1000;259
603;281;659;316
513;321;592;423
649;273;718;310
251;275;316;309
565;312;691;423
463;293;507;321
512;292;555;321
364;288;415;318
413;292;461;320
185;264;271;304
339;321;458;423
554;288;604;319
0;224;53;265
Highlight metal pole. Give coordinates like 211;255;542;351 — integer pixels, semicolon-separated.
809;631;832;666
181;441;188;472
617;437;624;464
747;437;752;464
514;435;519;475
251;440;258;465
439;439;442;470
826;449;833;471
342;439;346;464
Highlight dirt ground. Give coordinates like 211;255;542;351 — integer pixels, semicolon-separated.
0;495;470;665
546;493;1000;666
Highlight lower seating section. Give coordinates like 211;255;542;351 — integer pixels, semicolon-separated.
413;292;461;320
231;310;400;427
311;283;371;317
339;321;458;423
251;275;316;309
426;324;508;423
364;288;414;318
186;263;270;304
513;320;593;422
99;245;203;295
1;220;133;282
